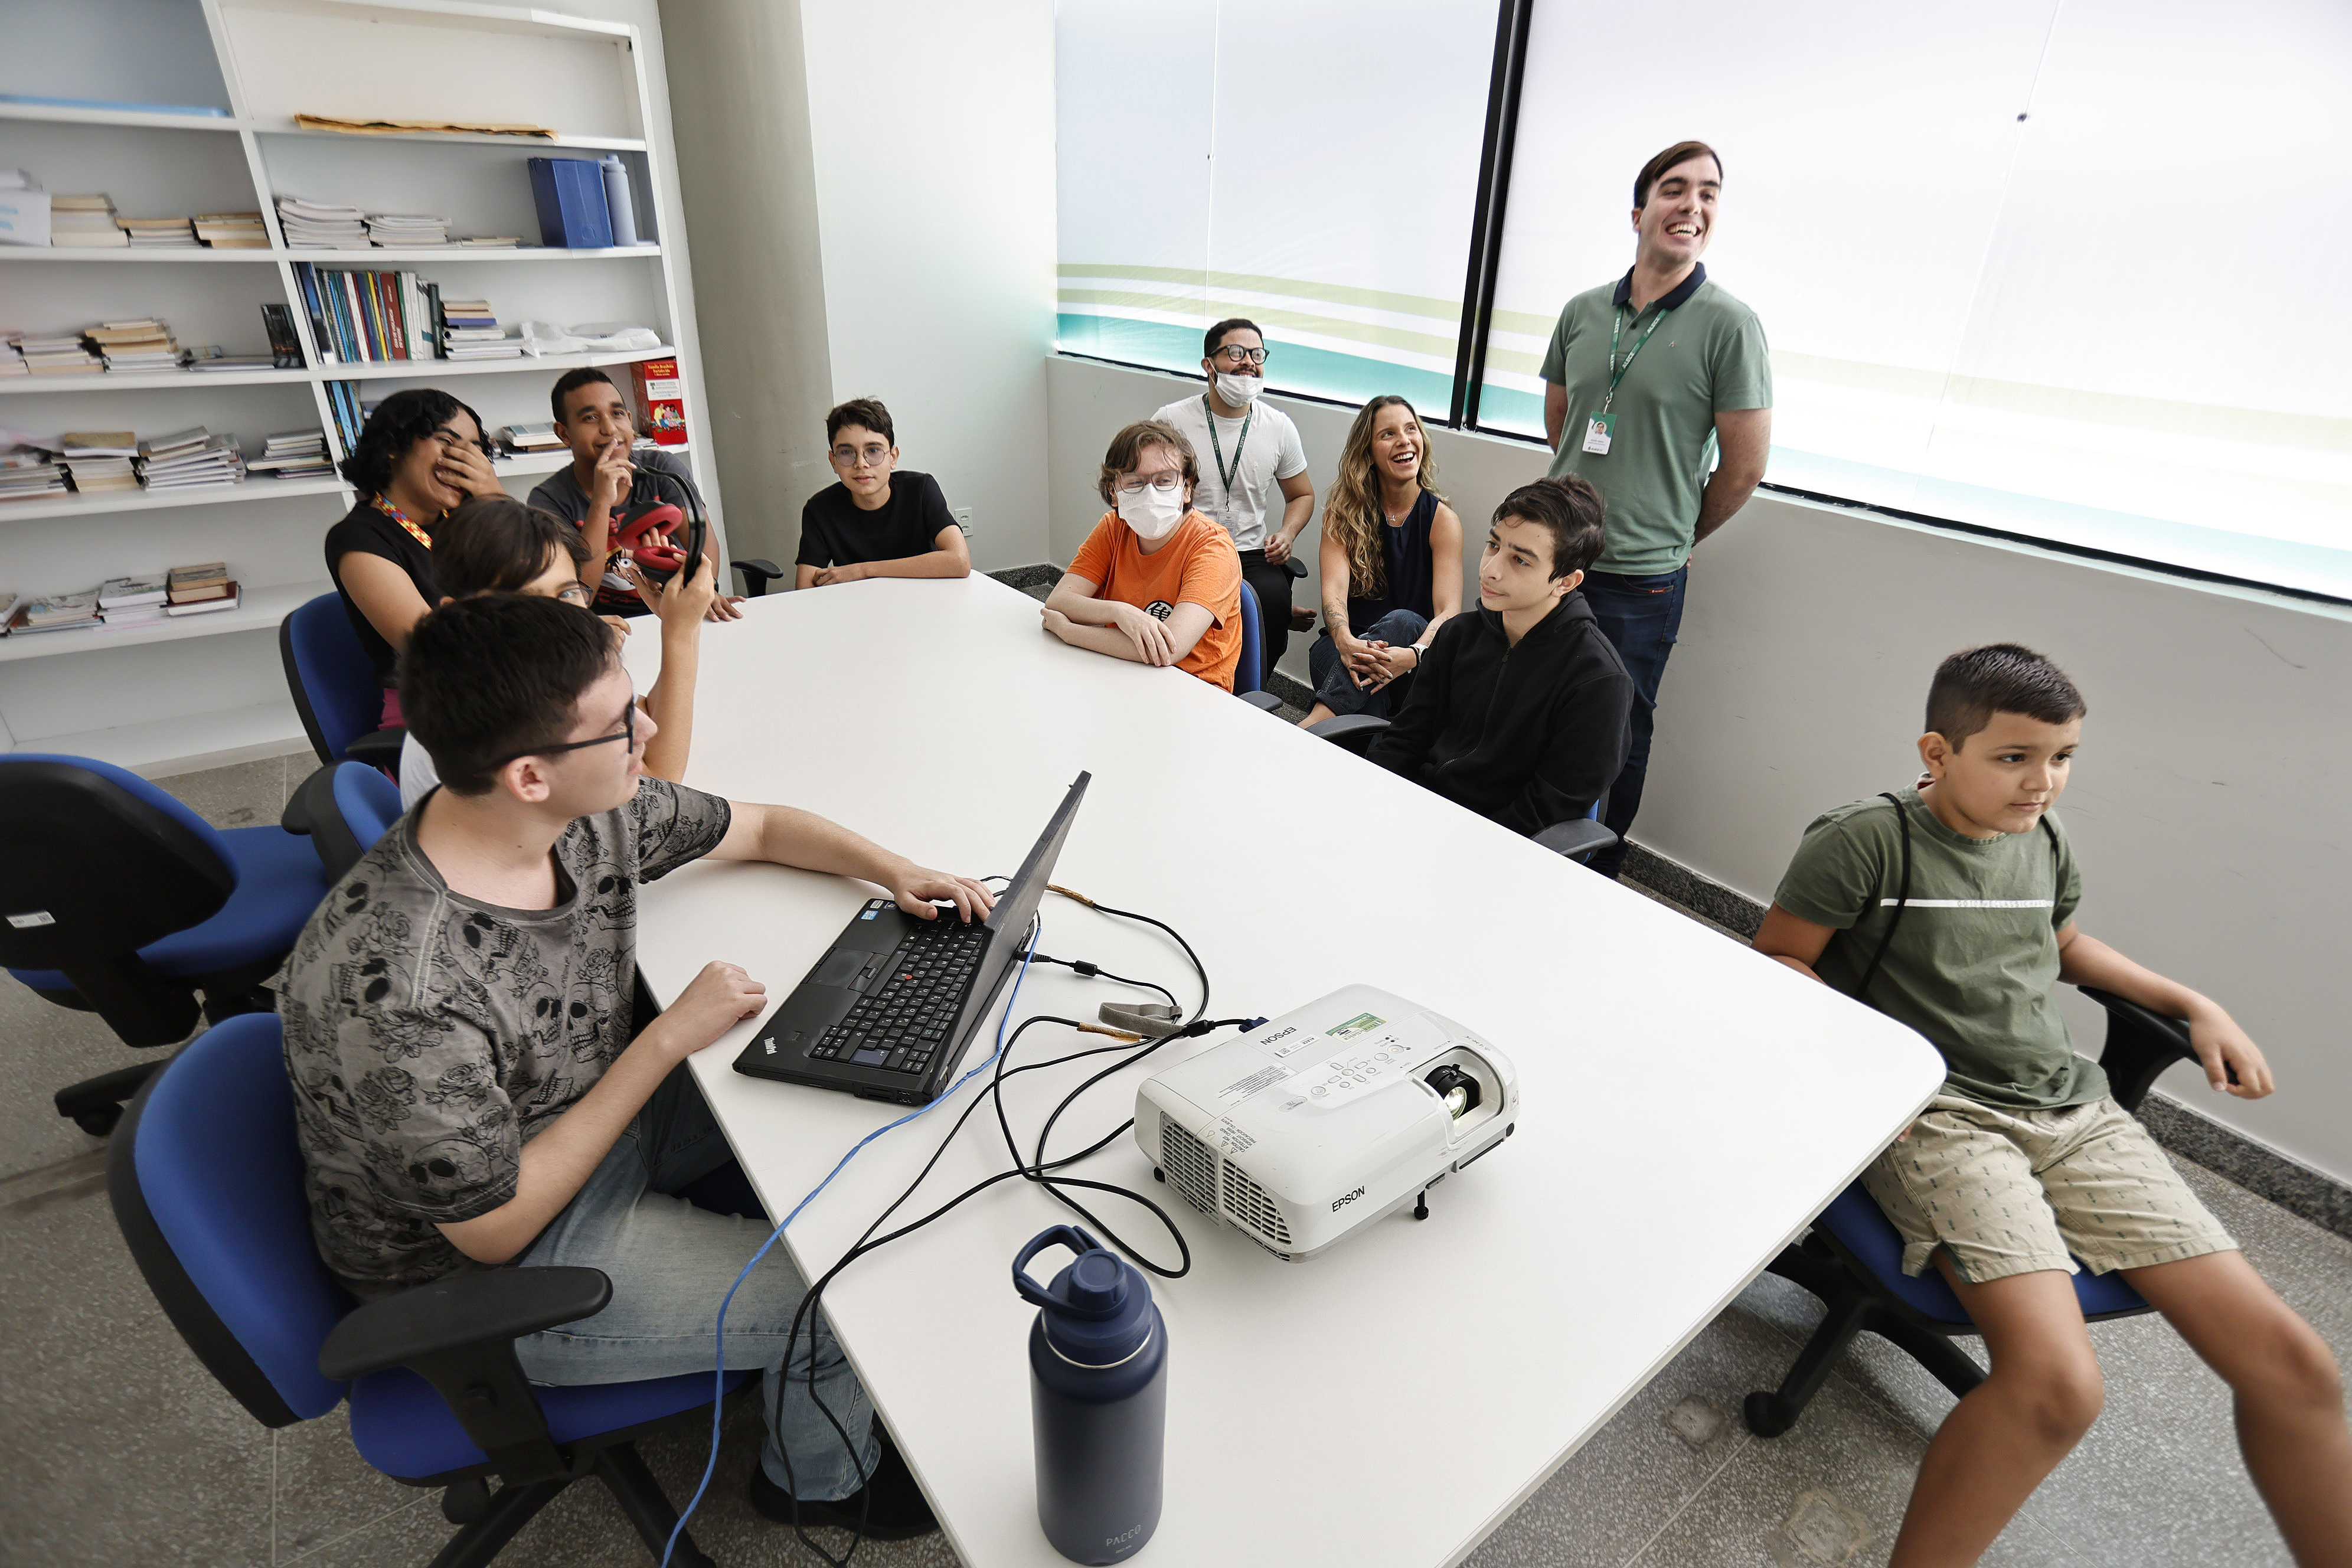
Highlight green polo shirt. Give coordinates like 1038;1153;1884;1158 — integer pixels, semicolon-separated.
1540;265;1771;576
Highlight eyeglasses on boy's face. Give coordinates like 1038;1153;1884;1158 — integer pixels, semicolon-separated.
1114;471;1185;496
490;692;638;769
1211;345;1269;367
829;442;891;469
555;582;594;607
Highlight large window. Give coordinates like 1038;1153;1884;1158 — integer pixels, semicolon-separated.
1056;0;2352;602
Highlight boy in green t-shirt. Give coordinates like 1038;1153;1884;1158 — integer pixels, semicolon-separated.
1753;644;2351;1568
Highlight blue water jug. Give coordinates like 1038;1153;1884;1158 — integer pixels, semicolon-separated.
1014;1224;1167;1564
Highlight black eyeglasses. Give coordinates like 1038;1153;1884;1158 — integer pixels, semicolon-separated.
491;694;636;769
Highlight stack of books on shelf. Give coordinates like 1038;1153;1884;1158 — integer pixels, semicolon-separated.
14;332;102;375
84;319;180;372
1;452;68;504
0;344;22;378
97;574;169;626
194;211;269;249
184;345;279;373
60;433;142;495
295;263;442;363
139;428;244;491
49;194;127;249
166;561;240;616
250;429;334;479
8;587;102;635
117;215;198;249
442;298;519;361
366;211;449;247
456;236;521;249
498;422;567;454
276;197;367;248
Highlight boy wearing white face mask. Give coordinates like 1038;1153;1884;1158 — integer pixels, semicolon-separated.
1152;319;1314;678
1042;420;1245;692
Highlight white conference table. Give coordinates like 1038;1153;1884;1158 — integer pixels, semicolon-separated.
623;574;1942;1568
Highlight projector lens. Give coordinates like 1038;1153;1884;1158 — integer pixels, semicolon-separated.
1425;1064;1480;1118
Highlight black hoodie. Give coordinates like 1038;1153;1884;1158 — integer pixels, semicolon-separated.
1367;593;1634;838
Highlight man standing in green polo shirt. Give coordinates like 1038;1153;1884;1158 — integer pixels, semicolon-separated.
1542;139;1772;878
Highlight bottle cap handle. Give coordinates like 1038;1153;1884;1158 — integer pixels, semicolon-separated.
1012;1224;1102;1310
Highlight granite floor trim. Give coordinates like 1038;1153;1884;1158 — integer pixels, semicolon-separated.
1616;841;2352;1244
986;562;1060;592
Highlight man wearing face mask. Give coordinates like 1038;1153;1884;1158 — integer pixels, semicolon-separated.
1152;319;1315;678
1041;420;1245;692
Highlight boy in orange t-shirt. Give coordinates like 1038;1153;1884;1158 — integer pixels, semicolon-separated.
1043;419;1244;692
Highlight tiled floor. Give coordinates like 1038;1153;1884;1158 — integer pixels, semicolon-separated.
5;751;2347;1567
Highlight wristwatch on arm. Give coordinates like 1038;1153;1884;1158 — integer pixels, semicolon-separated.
1407;642;1431;667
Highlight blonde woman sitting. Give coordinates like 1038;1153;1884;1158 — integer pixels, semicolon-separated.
1302;395;1464;726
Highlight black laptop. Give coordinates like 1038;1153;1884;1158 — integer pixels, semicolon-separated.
733;772;1090;1105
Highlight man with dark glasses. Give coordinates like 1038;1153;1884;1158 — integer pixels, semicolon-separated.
277;593;984;1538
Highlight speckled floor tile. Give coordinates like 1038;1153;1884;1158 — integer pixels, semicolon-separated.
0;1155;273;1568
272;1407;433;1562
0;975;130;1183
151;752;299;831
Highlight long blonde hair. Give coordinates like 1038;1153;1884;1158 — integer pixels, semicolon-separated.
1324;395;1440;600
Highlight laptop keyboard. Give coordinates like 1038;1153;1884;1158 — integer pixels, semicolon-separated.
806;920;991;1075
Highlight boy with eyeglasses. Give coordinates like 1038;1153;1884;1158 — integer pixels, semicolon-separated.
795;397;972;589
1041;419;1244;691
280;593;994;1538
1152;319;1315;673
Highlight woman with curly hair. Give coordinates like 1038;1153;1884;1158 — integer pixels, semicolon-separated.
1302;395;1464;726
322;386;508;724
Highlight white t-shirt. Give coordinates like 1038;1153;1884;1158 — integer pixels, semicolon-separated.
397;732;439;812
1151;393;1309;552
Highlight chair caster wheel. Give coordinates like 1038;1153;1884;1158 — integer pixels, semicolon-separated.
1743;1391;1796;1439
71;1108;122;1138
442;1476;493;1524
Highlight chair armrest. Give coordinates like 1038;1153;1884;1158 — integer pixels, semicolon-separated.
1238;690;1284;713
1283;556;1309;579
2079;985;2206;1113
1307;713;1391;755
1533;818;1618;861
342;728;406;769
319;1266;612;1485
732;558;785;597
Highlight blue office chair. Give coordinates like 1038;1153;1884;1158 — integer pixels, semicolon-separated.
1234;580;1285;712
281;593;405;769
0;754;334;1135
107;1011;750;1568
1306;714;1618;863
1742;988;2203;1437
282;760;405;881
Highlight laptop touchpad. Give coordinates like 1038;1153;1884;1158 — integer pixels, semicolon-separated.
810;949;865;988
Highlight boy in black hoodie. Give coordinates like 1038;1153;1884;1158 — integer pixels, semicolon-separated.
1368;476;1634;839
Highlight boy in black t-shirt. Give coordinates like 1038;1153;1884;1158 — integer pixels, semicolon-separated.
528;367;741;621
796;397;971;589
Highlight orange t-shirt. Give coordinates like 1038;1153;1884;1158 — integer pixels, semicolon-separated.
1067;509;1244;692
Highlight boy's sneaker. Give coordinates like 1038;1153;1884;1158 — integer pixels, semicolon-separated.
746;1428;939;1540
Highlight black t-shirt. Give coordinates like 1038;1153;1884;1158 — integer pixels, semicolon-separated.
528;449;703;613
324;498;436;686
796;471;955;570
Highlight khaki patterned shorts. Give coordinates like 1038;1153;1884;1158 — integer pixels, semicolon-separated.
1861;1094;2236;1285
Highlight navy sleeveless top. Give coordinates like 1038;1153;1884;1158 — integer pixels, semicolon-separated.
1344;487;1438;631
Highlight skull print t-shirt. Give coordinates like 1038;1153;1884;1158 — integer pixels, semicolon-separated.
276;776;731;1296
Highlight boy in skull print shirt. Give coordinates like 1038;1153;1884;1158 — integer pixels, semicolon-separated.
277;772;730;1296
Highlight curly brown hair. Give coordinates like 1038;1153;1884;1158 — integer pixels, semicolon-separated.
1323;396;1440;599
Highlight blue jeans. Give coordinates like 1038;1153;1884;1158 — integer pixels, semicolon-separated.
1309;609;1429;718
511;1069;878;1499
1577;567;1688;879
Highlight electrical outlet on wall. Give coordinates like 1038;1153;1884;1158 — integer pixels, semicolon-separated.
953;507;974;536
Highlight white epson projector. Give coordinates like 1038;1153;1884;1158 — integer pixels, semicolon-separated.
1133;985;1518;1261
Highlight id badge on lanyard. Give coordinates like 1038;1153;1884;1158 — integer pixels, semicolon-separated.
1588;304;1665;459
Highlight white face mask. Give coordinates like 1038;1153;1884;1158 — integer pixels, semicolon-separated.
1213;371;1263;407
1117;482;1188;541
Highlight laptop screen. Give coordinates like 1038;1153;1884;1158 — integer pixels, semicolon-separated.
946;770;1089;1052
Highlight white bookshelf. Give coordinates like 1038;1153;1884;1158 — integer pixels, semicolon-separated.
0;0;717;772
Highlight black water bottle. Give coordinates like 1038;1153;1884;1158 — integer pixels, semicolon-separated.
1014;1224;1167;1564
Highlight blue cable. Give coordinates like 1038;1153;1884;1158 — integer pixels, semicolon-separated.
659;918;1043;1567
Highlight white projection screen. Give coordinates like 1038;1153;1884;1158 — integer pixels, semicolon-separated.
1054;0;1494;417
1481;0;2352;597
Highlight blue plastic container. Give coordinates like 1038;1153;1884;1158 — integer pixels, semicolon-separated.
1015;1225;1167;1564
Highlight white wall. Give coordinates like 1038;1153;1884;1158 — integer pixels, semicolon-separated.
1046;355;2352;1187
797;0;1057;573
